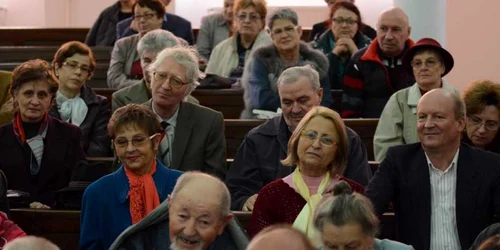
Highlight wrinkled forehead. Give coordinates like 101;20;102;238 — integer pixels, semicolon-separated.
378;12;408;29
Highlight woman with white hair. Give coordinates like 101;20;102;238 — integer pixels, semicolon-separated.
241;7;332;118
314;181;413;250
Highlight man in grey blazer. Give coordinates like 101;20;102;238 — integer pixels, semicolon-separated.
112;29;198;113
145;46;227;179
196;0;234;61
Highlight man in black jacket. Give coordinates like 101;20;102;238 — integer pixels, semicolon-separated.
366;89;500;250
226;65;372;211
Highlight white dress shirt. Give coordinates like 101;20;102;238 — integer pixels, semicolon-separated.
425;149;461;250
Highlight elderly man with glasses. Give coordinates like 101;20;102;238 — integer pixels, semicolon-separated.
145;46;227;179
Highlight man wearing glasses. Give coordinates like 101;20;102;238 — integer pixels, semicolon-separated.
145;46;227;179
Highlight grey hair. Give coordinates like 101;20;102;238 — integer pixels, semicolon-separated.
277;65;321;92
313;181;379;238
170;171;231;218
267;7;298;31
149;46;200;96
4;236;60;250
451;90;466;120
137;29;181;56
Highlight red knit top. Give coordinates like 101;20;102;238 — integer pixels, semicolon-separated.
248;177;364;237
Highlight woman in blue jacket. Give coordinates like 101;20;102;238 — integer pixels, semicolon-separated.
79;104;183;250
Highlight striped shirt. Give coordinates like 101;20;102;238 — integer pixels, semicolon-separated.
425;149;461;250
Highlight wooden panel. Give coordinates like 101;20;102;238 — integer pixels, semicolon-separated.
0;27;312;47
10;208;398;250
191;89;244;119
0;46;112;64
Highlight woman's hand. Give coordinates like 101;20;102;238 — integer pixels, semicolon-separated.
243;194;258;211
336;38;359;56
29;202;51;209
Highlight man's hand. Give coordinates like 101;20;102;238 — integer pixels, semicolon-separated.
29;202;51;209
242;194;258;211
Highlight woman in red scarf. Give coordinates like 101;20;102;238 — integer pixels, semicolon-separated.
79;104;183;250
0;59;86;209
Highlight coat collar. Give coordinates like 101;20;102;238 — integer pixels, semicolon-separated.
360;39;415;64
255;115;289;154
124;80;151;103
114;159;172;203
407;81;456;112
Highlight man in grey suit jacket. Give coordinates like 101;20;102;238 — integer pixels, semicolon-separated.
145;46;227;179
112;30;198;113
196;0;234;61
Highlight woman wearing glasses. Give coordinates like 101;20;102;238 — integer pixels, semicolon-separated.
107;0;166;89
373;37;459;161
79;104;182;250
50;41;112;157
205;0;271;81
461;80;500;154
241;8;332;118
248;106;364;246
312;1;371;90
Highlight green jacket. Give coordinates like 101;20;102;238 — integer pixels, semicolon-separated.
0;71;13;126
374;82;459;161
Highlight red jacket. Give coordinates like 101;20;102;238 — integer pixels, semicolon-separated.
0;212;26;247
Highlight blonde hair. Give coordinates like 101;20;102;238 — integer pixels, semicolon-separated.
281;106;348;176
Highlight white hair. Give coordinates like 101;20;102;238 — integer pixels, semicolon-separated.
149;46;201;96
277;65;321;92
4;236;60;250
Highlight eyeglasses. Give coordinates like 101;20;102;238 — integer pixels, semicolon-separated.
467;115;500;131
300;130;337;147
411;59;439;69
62;61;91;74
271;25;297;36
153;72;188;89
114;133;159;148
332;17;358;26
133;13;156;20
235;13;261;22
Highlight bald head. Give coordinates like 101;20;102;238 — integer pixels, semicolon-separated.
4;236;60;250
246;225;315;250
376;7;411;57
169;172;230;217
418;89;465;120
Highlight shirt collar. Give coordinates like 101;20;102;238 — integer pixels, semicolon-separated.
152;104;179;128
425;148;460;173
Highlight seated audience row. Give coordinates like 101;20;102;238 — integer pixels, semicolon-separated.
86;0;193;46
197;0;234;61
241;8;333;118
226;65;371;212
374;37;458;161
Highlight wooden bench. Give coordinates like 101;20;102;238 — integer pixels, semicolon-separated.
0;28;313;46
10;209;396;250
0;46;112;64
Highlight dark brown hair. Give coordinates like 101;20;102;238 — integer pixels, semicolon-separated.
10;59;59;97
133;0;166;19
52;41;96;75
108;104;163;139
478;235;500;250
327;1;362;34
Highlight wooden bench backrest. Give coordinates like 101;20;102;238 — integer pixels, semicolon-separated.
0;46;112;64
0;28;313;46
